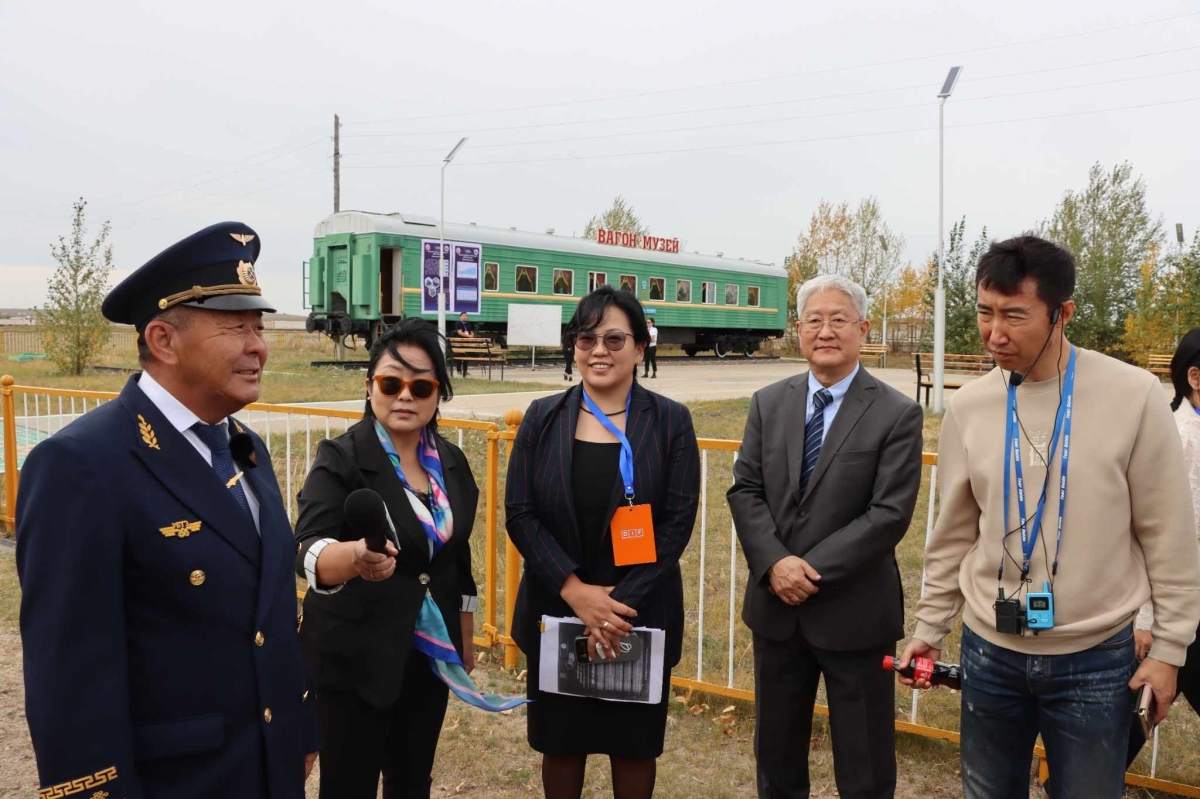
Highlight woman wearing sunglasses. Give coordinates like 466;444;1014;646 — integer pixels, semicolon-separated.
507;286;701;799
294;319;485;798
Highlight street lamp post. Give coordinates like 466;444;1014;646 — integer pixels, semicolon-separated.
879;234;890;368
933;66;962;413
438;137;469;346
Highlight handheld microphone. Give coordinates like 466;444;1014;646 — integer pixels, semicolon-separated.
343;488;394;554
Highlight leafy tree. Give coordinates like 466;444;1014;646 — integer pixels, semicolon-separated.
1122;245;1174;365
923;218;990;355
884;263;932;350
786;197;904;321
582;196;648;240
1042;162;1163;357
37;199;114;375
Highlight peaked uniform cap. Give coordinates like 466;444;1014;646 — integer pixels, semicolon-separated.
102;221;276;328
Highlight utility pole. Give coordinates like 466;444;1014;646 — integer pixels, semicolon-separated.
333;113;341;213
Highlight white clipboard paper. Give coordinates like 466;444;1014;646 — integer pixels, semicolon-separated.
539;616;666;704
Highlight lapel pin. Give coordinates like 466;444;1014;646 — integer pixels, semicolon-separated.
159;520;202;538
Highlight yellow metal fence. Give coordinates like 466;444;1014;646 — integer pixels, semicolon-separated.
0;328;329;357
1;376;1197;797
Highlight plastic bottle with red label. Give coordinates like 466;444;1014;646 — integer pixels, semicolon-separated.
882;655;962;690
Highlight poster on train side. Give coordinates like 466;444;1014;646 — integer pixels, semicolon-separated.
421;239;481;315
421;240;448;313
451;242;481;315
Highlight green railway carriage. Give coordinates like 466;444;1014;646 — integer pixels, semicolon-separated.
303;211;788;357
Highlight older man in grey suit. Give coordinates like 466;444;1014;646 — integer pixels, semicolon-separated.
728;274;924;799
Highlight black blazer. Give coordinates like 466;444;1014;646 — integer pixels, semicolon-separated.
505;382;701;667
294;420;479;708
728;367;924;650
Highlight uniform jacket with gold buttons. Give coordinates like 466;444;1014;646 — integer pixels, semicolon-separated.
16;375;319;799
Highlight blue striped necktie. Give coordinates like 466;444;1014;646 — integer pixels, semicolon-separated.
191;422;253;521
800;389;833;493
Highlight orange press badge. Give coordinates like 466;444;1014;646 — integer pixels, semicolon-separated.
611;503;657;566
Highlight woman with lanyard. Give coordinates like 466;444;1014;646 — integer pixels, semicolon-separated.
295;319;525;799
506;285;701;799
1125;327;1200;768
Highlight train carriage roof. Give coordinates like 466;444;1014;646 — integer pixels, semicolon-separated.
314;211;787;279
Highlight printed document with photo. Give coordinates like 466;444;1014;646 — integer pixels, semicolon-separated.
539;616;666;704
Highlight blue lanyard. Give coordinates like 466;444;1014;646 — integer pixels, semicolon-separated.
1002;346;1076;579
580;387;635;501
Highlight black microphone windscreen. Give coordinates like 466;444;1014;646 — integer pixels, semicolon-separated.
344;488;390;554
1010;372;1025;387
229;431;257;467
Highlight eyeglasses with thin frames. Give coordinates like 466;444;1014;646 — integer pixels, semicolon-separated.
573;330;631;352
800;316;861;333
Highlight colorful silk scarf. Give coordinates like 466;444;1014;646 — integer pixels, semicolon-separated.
374;421;528;712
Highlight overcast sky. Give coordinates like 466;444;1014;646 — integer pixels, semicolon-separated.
2;0;1197;314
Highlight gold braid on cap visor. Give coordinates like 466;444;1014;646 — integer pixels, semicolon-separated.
157;283;263;311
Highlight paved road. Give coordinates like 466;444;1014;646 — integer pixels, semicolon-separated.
290;360;939;420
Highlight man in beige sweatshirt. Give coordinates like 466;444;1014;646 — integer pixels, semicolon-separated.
901;235;1200;799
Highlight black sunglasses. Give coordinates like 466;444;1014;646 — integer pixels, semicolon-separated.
574;330;630;352
371;375;440;399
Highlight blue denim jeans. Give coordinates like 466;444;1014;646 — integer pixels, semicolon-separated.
959;624;1137;799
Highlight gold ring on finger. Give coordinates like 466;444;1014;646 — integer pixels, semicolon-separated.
602;621;610;629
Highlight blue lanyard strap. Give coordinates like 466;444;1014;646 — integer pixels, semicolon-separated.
580;386;635;500
1001;346;1076;580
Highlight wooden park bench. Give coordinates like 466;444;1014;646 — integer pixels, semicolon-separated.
860;343;888;368
1148;353;1171;379
913;352;995;407
449;337;507;381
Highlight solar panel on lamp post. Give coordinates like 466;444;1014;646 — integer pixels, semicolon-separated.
933;66;962;413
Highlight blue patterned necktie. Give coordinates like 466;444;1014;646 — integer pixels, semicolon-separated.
800;389;833;493
191;422;253;521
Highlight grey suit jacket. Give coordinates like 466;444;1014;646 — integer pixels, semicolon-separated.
727;366;924;649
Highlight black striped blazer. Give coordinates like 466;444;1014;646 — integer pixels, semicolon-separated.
505;382;701;667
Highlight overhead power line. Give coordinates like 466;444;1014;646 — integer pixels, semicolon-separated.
341;45;1200;141
340;66;1200;159
345;11;1200;128
341;96;1200;170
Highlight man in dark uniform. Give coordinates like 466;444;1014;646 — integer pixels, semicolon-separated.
17;222;320;799
454;310;474;377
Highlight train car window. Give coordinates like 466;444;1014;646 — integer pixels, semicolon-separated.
588;271;607;292
676;280;692;303
702;281;716;304
484;262;499;292
619;274;637;293
516;265;538;293
747;286;760;307
649;277;665;301
725;284;739;306
553;269;574;296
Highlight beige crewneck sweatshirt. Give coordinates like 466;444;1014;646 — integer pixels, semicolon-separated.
913;347;1200;666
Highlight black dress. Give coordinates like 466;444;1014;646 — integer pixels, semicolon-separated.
525;439;672;758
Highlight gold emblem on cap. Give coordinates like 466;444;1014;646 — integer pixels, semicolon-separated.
158;299;169;310
237;260;258;287
230;233;256;246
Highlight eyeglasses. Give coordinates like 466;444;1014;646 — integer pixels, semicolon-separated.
801;316;860;332
573;330;631;352
371;375;440;399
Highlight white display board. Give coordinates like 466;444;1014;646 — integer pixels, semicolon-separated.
506;304;564;347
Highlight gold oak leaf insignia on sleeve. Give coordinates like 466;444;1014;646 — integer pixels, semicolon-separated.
137;414;160;450
159;520;202;538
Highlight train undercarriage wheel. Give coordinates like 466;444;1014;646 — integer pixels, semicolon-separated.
683;346;698;357
714;340;729;359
